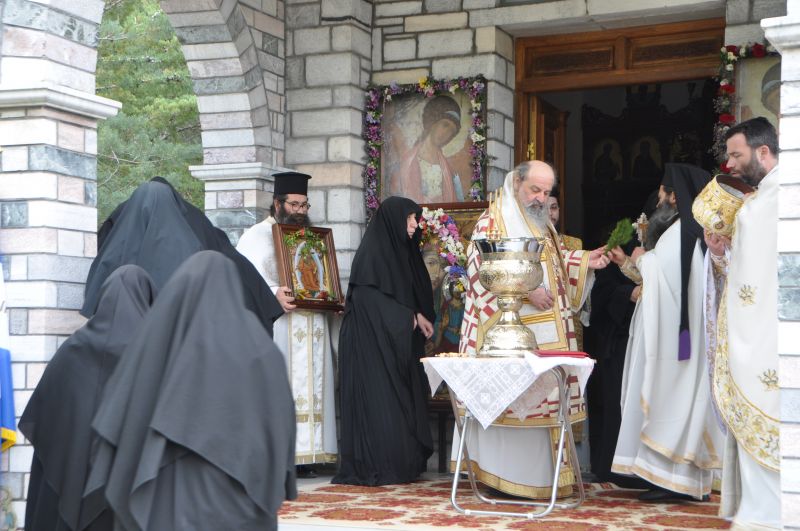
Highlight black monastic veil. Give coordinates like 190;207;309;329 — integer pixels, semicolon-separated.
661;163;711;358
83;251;296;531
19;265;157;531
83;178;283;336
333;196;435;486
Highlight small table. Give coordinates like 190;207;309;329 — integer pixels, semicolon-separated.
422;353;594;519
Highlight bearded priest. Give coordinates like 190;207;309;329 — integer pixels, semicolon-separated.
611;164;724;502
236;172;337;477
456;160;610;498
703;117;781;529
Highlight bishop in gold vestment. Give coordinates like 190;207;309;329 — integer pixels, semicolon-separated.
456;161;609;498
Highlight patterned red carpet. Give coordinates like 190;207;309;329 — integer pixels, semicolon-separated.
278;477;731;530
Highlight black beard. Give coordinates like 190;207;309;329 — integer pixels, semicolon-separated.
275;206;311;227
645;203;678;251
741;156;768;187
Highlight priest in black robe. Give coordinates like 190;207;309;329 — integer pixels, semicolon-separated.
82;177;283;336
19;265;157;531
83;251;296;531
332;196;435;486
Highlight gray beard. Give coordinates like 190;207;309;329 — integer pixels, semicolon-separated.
523;201;550;232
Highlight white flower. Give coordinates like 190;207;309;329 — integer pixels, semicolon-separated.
726;63;734;71
739;47;747;57
448;85;458;94
720;46;727;53
720;79;729;86
727;52;737;61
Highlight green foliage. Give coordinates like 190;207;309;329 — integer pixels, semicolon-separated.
283;228;327;259
604;218;635;252
96;0;203;221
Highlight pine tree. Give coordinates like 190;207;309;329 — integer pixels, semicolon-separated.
96;0;203;220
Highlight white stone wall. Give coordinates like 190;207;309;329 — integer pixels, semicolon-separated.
726;0;787;44
764;3;800;527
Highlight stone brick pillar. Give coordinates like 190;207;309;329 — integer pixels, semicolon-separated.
0;0;120;522
764;3;800;526
285;0;372;286
189;162;276;244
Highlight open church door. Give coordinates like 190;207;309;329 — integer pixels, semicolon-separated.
526;95;568;231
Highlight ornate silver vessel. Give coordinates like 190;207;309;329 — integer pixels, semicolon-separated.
475;237;543;358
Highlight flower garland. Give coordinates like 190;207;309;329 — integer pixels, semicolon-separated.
283;227;326;258
362;76;488;219
712;41;777;165
418;207;467;281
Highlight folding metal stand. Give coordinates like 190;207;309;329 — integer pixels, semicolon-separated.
447;366;585;519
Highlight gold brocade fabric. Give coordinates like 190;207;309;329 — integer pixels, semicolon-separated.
713;288;780;471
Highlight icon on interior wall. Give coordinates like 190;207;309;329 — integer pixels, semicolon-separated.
591;138;623;183
630;136;662;181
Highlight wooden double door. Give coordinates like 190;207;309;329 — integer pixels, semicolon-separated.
516;18;724;235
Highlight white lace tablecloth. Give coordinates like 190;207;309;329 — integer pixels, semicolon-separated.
421;353;595;429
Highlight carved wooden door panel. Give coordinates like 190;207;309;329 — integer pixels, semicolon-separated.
527;95;568;230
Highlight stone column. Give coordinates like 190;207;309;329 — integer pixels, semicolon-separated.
189;162;277;244
764;3;800;527
0;0;119;521
285;0;372;287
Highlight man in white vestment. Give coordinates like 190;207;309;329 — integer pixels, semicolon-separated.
457;160;610;498
611;164;724;501
236;172;337;477
703;117;780;529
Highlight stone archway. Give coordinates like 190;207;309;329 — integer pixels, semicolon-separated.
162;0;289;239
0;0;286;517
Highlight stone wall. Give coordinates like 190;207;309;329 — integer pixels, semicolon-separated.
371;2;515;192
764;3;800;527
726;0;787;44
283;0;372;285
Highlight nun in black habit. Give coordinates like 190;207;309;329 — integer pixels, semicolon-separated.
19;265;157;531
83;251;296;531
83;177;283;336
332;196;435;486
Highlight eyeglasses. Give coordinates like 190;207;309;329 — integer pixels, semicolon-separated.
281;200;311;211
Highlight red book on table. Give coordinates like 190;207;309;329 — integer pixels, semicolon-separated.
535;350;588;358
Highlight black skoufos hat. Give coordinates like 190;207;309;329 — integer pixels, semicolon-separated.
273;171;311;196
